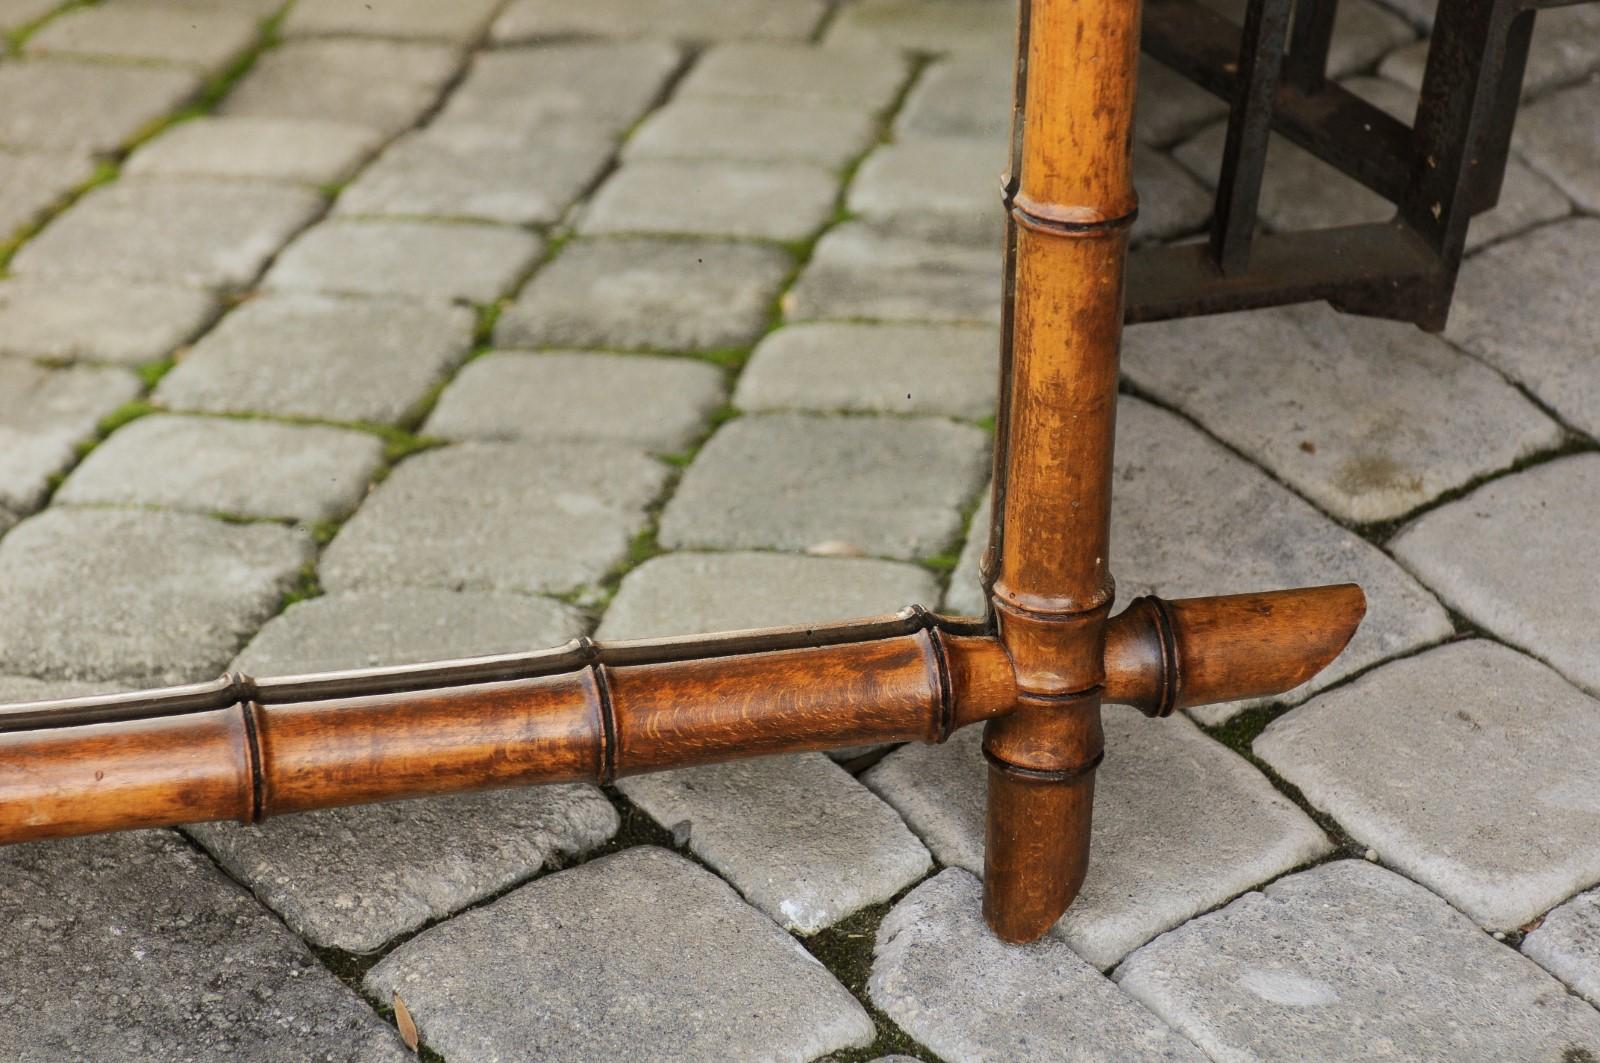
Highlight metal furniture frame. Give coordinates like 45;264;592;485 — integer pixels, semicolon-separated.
1129;0;1586;330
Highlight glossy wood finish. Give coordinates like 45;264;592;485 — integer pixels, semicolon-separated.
0;709;254;843
0;625;1018;844
1103;585;1366;716
983;0;1144;943
260;674;604;815
0;0;1381;947
978;0;1033;604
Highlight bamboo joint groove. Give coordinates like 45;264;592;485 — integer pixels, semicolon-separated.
0;0;1376;947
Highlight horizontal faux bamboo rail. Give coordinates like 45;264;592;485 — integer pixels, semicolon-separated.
0;588;1364;847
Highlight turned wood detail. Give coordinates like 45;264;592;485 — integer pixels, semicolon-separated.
0;590;1362;853
0;0;1372;945
978;0;1145;943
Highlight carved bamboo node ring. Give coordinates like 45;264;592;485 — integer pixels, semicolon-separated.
983;746;1108;783
0;0;1376;948
1119;596;1183;717
1010;198;1141;236
0;584;1364;846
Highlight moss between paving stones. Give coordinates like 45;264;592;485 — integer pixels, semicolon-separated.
803;894;939;1062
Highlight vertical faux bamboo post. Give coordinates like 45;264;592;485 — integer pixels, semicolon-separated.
984;0;1142;943
977;0;1031;605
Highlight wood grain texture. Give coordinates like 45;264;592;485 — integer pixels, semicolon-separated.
0;708;254;843
978;0;1036;607
616;630;948;775
1014;0;1142;225
1103;585;1366;715
258;674;604;815
982;756;1097;942
0;626;1018;845
981;0;1144;943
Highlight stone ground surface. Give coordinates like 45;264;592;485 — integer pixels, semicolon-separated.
0;1;1596;1060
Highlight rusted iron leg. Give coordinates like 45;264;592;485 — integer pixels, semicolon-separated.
982;0;1143;944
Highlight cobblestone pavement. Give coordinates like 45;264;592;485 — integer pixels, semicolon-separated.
1;1;1598;1060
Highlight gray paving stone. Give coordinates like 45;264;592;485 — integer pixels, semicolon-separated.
0;507;311;685
57;414;384;523
626;98;879;168
619;754;932;934
284;0;503;41
785;221;1002;325
1197;0;1411;76
160;0;283;15
943;488;990;617
866;707;1331;969
681;42;909;110
1447;219;1600;437
597;551;942;640
0;359;141;521
1373;39;1429;91
1517;4;1600;93
0;831;410;1063
845;135;1210;249
847;137;1005;245
0;147;93;238
825;0;1016;54
1523;886;1600;1006
1175;83;1567;248
1366;0;1435;29
0;0;57;31
0;675;105;706
1135;56;1228;147
336;122;615;226
1391;454;1600;696
1123;398;1452;720
870;869;1207;1062
1122;304;1563;523
1458;155;1573;251
432;42;683;143
492;0;827;43
320;441;667;599
659;412;990;560
864;730;985;870
1256;640;1600;930
0;58;201;153
13;178;322;289
580;159;840;242
265;219;542;302
126;116;382;185
496;236;792;353
735;321;999;419
1116;860;1600;1061
234;589;586;677
366;846;874;1061
1325;0;1416;75
1379;6;1600;98
188;785;620;954
155;292;473;424
896;53;1011;141
221;37;461;135
0;279;217;365
26;2;259;71
1515;78;1600;214
1132;145;1214;243
425;351;725;451
1173;93;1385;237
939;398;1452;722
